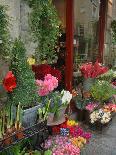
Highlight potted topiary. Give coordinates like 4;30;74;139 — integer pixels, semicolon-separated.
8;39;39;127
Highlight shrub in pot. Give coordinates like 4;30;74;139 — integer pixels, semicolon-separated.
7;39;38;127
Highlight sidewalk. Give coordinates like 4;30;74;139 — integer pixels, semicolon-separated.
81;116;116;155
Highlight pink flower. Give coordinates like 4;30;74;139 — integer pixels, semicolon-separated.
86;103;98;112
36;74;58;96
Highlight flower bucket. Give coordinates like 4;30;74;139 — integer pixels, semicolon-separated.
47;113;54;124
83;78;95;91
47;106;67;126
53;106;67;122
22;105;40;127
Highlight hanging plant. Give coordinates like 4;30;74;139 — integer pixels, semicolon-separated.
25;0;61;63
0;5;11;60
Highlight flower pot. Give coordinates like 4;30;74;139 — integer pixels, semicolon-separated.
22;105;41;127
47;113;54;124
47;107;67;126
3;135;12;146
83;78;95;91
53;106;67;122
16;130;24;140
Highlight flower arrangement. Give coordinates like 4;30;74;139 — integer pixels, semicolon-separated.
80;60;108;79
90;109;111;124
36;74;58;96
32;64;62;82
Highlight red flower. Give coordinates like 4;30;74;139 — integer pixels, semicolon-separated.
51;68;62;82
3;71;16;92
32;64;62;82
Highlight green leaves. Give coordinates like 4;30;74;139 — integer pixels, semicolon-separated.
9;39;38;107
0;5;11;60
28;0;60;63
90;80;115;103
111;20;116;44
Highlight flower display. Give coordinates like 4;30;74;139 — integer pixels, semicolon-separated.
85;102;98;112
44;135;80;155
3;71;16;92
80;60;108;79
44;119;92;155
32;64;62;82
36;74;58;96
90;109;111;124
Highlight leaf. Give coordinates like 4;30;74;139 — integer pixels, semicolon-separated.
44;150;52;155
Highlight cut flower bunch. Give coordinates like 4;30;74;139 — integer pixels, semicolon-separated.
80;60;108;79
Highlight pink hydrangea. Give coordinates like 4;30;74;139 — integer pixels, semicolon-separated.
36;74;58;96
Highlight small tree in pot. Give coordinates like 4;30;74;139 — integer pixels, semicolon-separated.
8;39;39;127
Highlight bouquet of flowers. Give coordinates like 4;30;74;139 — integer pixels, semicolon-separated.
80;60;108;79
32;64;62;82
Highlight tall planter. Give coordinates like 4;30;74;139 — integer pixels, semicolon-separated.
22;105;40;127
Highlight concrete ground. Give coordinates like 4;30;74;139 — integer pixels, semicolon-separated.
81;116;116;155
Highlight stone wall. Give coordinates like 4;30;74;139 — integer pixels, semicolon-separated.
0;0;36;55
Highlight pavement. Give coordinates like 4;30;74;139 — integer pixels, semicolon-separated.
81;116;116;155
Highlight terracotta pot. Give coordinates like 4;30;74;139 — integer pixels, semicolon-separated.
3;135;12;145
16;128;24;140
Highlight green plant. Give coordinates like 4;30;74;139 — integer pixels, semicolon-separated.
26;0;60;63
97;69;115;82
9;39;38;107
0;5;11;59
90;80;116;103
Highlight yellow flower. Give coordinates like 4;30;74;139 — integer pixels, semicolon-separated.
67;120;78;126
27;57;35;65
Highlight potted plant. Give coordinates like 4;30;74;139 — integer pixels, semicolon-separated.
7;39;39;127
90;80;116;104
80;60;108;91
38;90;72;125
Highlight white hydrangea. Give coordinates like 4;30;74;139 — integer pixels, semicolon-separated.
61;90;72;105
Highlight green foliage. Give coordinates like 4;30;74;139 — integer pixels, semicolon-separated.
97;70;115;82
91;80;116;103
26;0;60;63
0;5;11;59
111;20;116;44
9;39;37;107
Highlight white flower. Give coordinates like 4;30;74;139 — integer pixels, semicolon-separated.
61;90;72;104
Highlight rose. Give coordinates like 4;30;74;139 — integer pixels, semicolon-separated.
3;71;16;92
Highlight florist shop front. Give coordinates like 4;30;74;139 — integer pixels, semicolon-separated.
0;0;116;154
